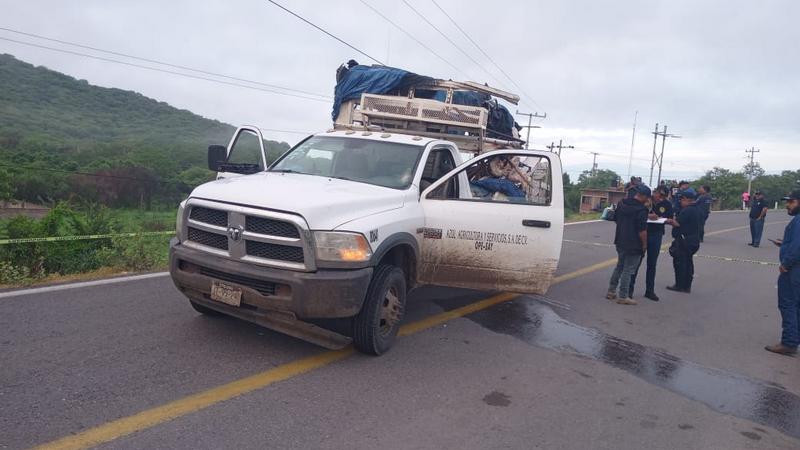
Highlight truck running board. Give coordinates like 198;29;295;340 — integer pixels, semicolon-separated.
190;293;353;350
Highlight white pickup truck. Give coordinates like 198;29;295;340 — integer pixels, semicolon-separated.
170;94;563;355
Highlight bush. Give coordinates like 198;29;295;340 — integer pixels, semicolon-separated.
0;261;31;285
97;234;169;271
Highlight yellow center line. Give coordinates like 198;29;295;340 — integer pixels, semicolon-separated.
34;221;775;450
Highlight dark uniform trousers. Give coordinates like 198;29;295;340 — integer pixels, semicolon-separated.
671;237;699;290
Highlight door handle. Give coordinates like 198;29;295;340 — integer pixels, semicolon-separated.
523;219;550;228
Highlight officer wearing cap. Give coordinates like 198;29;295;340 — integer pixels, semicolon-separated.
765;189;800;355
672;181;690;215
749;190;769;247
667;188;702;293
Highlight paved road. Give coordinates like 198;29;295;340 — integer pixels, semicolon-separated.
2;211;799;449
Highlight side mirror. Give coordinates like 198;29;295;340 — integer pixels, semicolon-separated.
207;145;227;171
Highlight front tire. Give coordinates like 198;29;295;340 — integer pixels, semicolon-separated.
352;264;407;355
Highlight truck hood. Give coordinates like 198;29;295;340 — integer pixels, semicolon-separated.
190;172;406;230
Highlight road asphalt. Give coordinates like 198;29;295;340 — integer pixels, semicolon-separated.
1;210;798;449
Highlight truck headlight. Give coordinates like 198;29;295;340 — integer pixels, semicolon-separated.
176;200;187;241
314;231;372;262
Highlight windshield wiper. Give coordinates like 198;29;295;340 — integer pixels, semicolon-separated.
270;169;303;174
328;175;352;181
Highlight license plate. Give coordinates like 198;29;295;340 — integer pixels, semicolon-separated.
210;281;242;307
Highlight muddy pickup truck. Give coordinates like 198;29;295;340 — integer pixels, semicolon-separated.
169;79;564;355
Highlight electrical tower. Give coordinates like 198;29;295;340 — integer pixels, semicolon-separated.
516;110;546;149
745;146;760;196
546;140;574;157
648;124;681;186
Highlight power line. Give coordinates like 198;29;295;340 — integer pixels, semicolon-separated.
428;0;545;111
399;0;507;88
266;0;385;65
0;26;331;99
358;0;467;78
0;36;330;103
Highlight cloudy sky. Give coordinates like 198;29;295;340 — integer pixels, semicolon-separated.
2;0;797;182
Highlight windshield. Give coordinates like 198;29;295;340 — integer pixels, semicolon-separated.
270;136;424;189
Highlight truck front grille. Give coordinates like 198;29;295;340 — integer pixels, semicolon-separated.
183;200;311;270
189;206;227;227
196;264;277;296
187;227;228;250
245;216;300;238
246;240;304;263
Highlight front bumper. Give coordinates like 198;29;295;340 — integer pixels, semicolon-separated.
169;238;372;320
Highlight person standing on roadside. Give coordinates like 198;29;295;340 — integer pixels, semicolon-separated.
765;190;800;356
697;185;713;243
630;185;673;301
606;184;650;305
667;188;702;293
749;190;768;247
742;191;750;210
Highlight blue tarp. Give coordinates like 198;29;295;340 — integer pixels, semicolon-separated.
332;65;432;121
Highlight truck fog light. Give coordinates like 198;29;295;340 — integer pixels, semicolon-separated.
314;231;372;262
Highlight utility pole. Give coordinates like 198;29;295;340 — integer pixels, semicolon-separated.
516;110;546;149
627;110;638;181
745;146;760;196
589;152;600;176
648;123;659;186
546;139;574;157
648;124;681;186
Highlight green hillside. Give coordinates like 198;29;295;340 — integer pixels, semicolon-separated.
0;53;290;208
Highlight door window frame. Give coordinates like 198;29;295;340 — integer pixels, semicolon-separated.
422;150;554;207
225;126;268;171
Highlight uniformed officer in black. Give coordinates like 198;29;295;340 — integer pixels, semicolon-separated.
667;188;702;293
630;185;674;301
749;190;769;247
672;180;690;215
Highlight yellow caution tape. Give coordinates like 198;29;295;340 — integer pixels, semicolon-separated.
0;231;174;245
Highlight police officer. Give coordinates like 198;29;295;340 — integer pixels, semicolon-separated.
696;185;713;242
749;190;768;247
667;188;702;293
672;181;690;215
630;185;673;301
765;190;800;356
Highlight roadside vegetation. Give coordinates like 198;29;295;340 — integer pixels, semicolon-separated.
0;203;173;287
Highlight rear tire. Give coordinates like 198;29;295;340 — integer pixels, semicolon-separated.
189;299;222;316
352;264;407;355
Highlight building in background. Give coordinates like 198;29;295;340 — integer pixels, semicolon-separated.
579;187;626;214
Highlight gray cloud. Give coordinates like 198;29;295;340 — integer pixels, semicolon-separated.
1;0;797;179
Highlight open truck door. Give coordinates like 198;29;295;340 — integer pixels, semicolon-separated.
208;126;268;179
418;150;563;294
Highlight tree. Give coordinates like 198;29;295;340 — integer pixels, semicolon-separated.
743;161;765;178
577;169;620;189
693;167;747;210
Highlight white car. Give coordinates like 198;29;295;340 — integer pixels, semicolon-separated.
169;126;564;355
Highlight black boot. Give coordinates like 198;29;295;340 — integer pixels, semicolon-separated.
644;291;660;301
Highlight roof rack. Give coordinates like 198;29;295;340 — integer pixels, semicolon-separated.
334;90;523;154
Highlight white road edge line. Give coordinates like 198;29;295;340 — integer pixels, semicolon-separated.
0;272;170;299
565;219;603;225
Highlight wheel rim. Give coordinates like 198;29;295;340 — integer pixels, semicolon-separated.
379;286;403;337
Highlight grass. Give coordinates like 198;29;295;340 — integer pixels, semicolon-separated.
107;209;175;232
0;266;168;290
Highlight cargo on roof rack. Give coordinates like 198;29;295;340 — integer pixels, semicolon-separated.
332;62;525;154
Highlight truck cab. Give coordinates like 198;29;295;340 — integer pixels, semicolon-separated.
170;79;563;355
